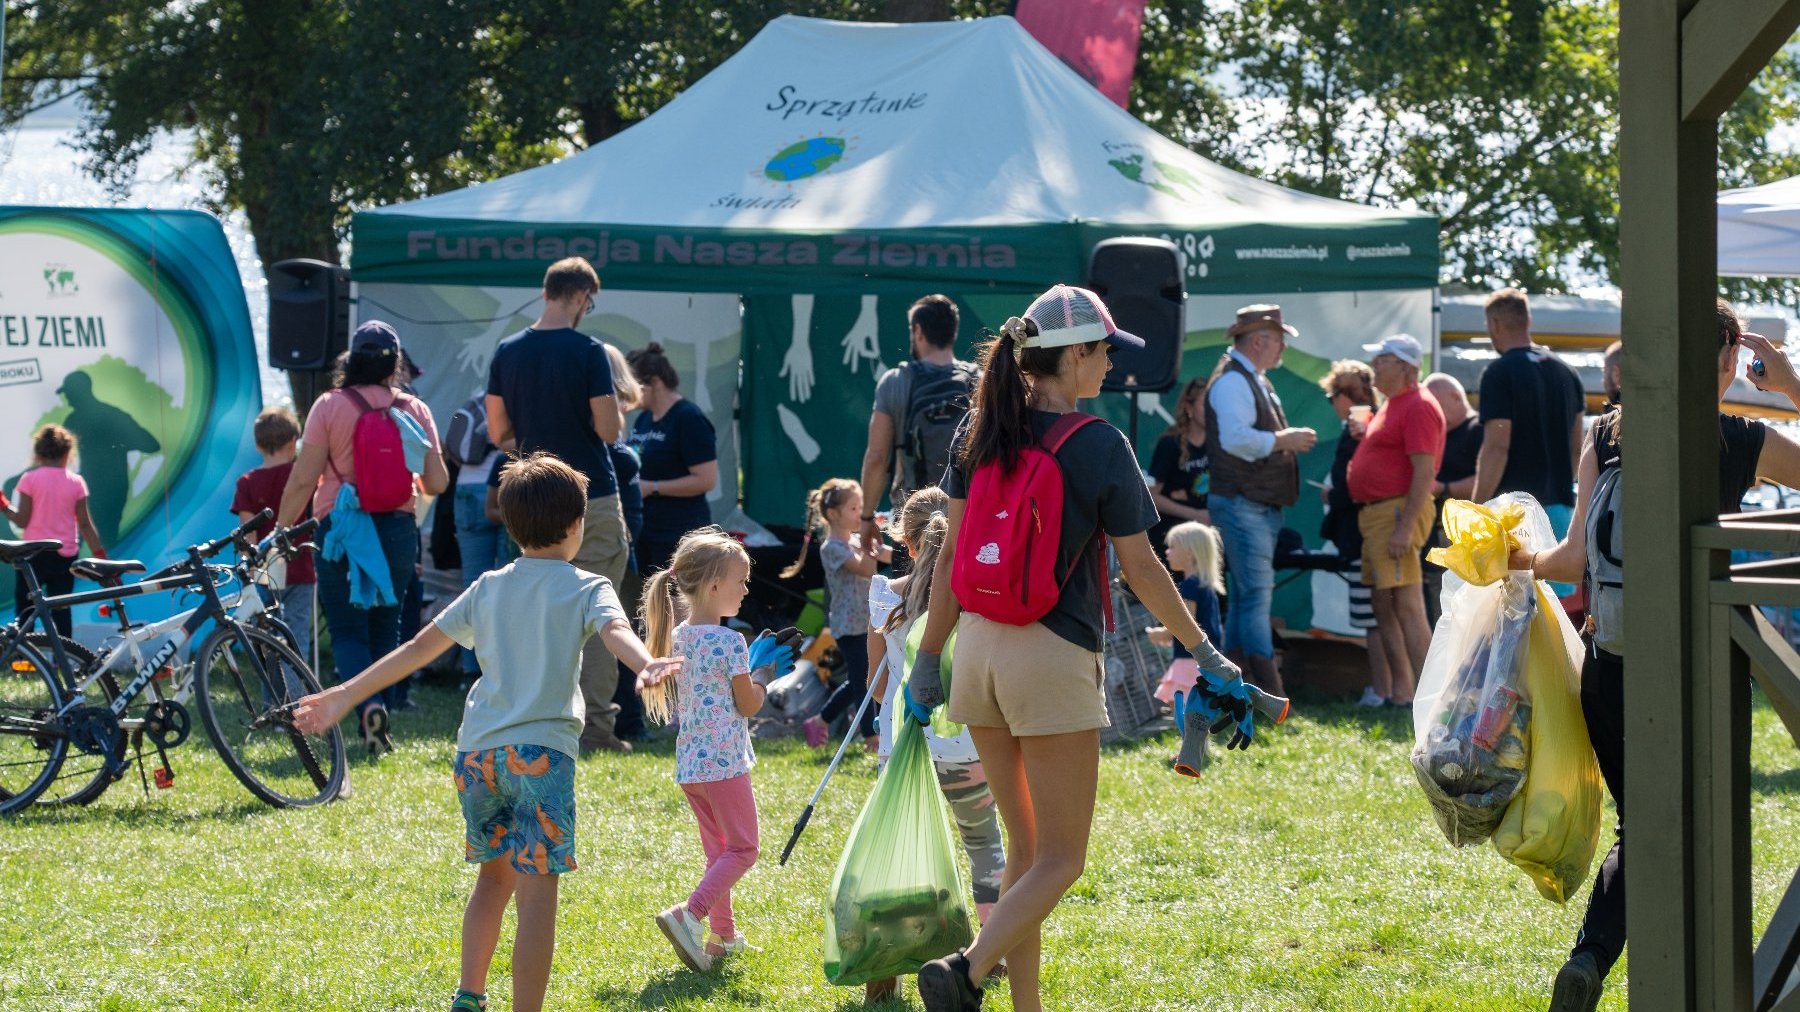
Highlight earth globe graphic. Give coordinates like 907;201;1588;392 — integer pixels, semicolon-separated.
765;137;847;181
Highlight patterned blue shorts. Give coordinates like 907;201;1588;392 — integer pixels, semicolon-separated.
452;745;577;875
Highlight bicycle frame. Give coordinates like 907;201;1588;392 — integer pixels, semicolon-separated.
28;567;237;719
74;564;283;709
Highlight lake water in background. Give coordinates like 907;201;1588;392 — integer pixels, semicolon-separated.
0;117;291;409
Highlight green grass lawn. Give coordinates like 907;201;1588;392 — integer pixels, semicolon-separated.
5;685;1799;1011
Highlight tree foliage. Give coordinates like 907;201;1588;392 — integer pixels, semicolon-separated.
6;0;1800;292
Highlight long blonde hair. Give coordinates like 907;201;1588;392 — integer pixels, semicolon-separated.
1165;521;1225;595
882;486;949;634
606;343;643;411
780;477;861;579
638;525;751;724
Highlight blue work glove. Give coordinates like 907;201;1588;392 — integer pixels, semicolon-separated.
1172;689;1212;776
905;648;944;714
901;681;933;726
748;627;803;687
1197;671;1256;749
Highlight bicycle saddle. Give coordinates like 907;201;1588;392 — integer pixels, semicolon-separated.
0;539;62;565
71;557;147;585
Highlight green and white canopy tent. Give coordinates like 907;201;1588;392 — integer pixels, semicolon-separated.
351;14;1438;632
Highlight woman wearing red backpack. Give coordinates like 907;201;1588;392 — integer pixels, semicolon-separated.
280;322;448;756
907;286;1242;1012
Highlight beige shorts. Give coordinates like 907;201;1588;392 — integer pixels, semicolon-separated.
1358;496;1434;589
948;613;1110;736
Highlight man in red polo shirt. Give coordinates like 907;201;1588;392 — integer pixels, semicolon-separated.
1347;334;1444;706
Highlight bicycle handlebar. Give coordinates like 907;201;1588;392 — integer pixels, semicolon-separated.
193;508;272;559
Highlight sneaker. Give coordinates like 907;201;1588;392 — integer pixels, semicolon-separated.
705;931;757;958
802;716;829;748
917;950;984;1011
1356;687;1388;708
360;703;393;757
655;903;713;972
450;989;487;1011
1549;951;1603;1012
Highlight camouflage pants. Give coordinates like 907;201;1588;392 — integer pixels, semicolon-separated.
933;757;1006;912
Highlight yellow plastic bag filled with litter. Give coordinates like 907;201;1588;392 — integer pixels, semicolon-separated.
1417;495;1605;903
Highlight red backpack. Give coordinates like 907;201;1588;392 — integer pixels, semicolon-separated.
329;388;415;513
951;412;1112;629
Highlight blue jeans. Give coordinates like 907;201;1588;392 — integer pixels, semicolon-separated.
1211;493;1283;660
315;511;418;713
454;485;506;676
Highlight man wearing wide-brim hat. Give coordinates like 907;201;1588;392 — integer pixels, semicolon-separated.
1203;304;1318;696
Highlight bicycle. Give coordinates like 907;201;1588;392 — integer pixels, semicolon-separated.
36;514;323;807
0;510;346;814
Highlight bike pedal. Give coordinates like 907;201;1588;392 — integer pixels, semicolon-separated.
153;766;174;790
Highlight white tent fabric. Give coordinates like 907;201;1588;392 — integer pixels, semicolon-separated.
1720;175;1800;277
377;16;1397;233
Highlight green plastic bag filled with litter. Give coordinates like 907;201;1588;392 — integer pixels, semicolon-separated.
823;661;973;985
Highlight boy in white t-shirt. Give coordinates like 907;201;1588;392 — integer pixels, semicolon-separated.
292;453;679;1012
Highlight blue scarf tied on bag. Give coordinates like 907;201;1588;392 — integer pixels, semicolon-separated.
321;484;397;609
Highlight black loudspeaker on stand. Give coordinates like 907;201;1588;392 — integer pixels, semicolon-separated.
268;259;350;372
1087;236;1186;451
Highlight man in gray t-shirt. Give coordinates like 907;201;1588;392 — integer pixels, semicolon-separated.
858;294;977;554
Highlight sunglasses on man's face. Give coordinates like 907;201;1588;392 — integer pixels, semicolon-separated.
584;294;596;314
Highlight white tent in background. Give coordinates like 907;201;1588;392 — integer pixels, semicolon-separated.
1720;176;1800;277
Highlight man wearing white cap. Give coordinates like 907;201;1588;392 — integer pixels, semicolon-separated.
1346;334;1443;704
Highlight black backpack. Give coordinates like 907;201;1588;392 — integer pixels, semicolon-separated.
899;360;978;494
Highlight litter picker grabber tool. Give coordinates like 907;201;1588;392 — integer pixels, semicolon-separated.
778;687;879;866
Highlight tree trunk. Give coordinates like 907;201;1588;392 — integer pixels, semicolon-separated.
883;0;952;22
580;100;627;148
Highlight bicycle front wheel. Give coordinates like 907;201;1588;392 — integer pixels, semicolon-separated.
23;634;122;806
195;624;345;808
0;634;69;815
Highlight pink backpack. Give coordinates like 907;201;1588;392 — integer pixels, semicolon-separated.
952;412;1112;629
329;388;415;513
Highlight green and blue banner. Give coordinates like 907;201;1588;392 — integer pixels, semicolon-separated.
0;207;262;624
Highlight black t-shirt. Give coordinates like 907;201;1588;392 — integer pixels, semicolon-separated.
1320;423;1362;556
486;327;618;498
630;398;718;545
1438;416;1484;484
1590;411;1766;515
1719;415;1768;513
943;411;1159;651
1478;347;1585;506
1148;434;1209;511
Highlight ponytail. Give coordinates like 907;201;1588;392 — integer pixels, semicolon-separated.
781;478;860;579
962;317;1088;474
883;485;949;633
781;487;826;579
638;526;752;725
638;567;680;724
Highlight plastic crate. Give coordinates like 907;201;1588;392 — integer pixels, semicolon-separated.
1101;581;1172;742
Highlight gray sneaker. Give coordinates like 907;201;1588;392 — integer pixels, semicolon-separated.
1549;951;1603;1012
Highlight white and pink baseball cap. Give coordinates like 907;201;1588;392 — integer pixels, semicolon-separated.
1019;284;1143;352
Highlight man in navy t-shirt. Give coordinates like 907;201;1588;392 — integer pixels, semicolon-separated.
486;256;634;754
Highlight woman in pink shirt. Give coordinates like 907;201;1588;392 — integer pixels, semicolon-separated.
2;425;104;637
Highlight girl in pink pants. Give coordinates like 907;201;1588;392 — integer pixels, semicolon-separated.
638;528;769;972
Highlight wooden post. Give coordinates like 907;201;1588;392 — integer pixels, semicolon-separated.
1619;1;1716;1007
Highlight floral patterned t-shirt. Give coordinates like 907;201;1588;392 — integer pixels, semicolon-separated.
673;623;755;784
